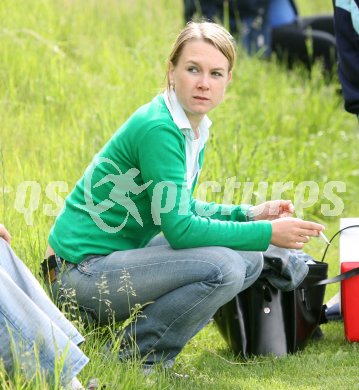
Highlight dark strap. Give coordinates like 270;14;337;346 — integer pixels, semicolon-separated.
311;266;359;287
41;254;65;275
41;254;58;276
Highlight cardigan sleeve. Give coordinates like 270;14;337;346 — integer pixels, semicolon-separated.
138;123;272;251
190;198;253;222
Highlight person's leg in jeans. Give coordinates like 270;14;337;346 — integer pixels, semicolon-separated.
0;239;88;386
0;240;85;343
51;236;263;366
240;12;272;58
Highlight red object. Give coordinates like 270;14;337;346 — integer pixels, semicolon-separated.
341;262;359;342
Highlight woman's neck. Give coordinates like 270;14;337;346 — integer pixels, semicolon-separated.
193;127;200;139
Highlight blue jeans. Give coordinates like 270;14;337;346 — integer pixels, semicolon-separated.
0;239;88;385
241;12;272;57
51;236;263;365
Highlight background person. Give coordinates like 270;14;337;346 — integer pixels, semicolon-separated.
324;0;359;322
0;224;88;390
45;21;324;372
184;0;336;75
333;0;359;118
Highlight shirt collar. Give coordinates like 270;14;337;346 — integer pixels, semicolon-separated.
163;88;211;142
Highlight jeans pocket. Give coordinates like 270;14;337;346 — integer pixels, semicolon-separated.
76;255;102;276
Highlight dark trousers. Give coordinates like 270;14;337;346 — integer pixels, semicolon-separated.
272;15;336;76
184;0;336;76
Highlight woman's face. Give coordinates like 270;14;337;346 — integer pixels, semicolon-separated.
169;39;232;129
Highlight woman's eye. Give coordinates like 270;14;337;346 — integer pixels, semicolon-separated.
188;67;198;73
212;71;223;77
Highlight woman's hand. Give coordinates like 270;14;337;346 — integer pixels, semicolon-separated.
253;200;294;221
270;217;324;249
0;224;11;244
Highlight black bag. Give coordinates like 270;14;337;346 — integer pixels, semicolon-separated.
214;260;328;357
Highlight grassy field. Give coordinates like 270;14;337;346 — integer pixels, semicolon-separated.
1;0;359;388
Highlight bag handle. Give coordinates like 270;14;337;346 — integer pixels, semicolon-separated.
320;224;359;262
311;266;359;287
307;224;359;288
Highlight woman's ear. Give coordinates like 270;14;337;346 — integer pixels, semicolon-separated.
227;70;232;85
168;61;175;85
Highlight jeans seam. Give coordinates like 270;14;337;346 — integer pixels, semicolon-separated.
80;259;226;280
1;311;57;373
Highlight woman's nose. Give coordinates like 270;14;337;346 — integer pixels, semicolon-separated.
197;75;210;90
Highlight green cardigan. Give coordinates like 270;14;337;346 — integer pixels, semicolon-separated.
49;95;272;263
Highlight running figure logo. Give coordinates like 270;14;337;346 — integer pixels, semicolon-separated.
76;157;152;233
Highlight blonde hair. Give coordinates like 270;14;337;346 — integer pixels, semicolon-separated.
166;21;237;90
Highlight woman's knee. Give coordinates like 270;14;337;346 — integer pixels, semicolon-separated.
203;247;247;288
242;251;264;279
219;250;264;294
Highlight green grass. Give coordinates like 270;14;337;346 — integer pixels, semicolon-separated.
1;0;359;388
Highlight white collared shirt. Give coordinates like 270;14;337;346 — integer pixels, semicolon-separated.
163;88;211;188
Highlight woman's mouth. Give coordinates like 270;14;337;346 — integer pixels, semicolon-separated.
193;96;209;101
